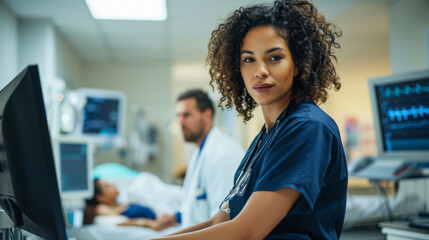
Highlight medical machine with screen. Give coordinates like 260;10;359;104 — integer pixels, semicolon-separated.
76;88;126;145
352;69;429;180
0;65;67;239
53;138;94;198
370;69;429;158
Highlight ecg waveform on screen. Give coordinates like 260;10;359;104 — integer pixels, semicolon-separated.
389;120;429;130
382;83;429;98
387;105;429;122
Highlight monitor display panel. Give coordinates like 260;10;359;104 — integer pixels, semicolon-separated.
76;88;126;145
53;138;93;198
0;65;67;239
369;69;429;161
83;97;120;135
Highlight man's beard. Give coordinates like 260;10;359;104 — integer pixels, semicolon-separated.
183;122;205;143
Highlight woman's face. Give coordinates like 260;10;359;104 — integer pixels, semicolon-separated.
96;179;119;204
240;26;297;111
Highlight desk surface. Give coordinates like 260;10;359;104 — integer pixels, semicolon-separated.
380;221;429;233
380;220;429;240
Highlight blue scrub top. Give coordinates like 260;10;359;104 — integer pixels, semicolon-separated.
229;99;348;239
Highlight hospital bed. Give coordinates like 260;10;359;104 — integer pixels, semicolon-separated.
68;163;183;240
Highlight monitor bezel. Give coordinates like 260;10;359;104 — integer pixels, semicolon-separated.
52;137;94;198
368;68;429;161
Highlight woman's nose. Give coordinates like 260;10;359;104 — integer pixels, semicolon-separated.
255;63;269;78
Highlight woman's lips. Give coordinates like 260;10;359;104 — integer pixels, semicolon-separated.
253;83;273;93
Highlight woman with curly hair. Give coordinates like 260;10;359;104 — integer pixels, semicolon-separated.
152;0;347;239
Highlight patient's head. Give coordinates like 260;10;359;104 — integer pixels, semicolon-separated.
83;178;120;224
94;179;119;205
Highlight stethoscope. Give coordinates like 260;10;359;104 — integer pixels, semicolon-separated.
219;104;291;214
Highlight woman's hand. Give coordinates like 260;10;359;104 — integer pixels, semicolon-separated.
140;219;165;231
156;213;177;228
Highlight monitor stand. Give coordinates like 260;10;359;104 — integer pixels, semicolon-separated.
0;208;22;240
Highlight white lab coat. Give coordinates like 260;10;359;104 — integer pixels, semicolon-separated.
181;127;244;227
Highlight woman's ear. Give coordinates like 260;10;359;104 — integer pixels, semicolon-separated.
294;67;298;77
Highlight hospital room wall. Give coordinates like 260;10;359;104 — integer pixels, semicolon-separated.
0;3;18;90
389;0;429;74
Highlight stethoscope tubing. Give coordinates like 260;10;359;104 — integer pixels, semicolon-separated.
233;104;291;191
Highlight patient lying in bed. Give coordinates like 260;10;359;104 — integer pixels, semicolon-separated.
83;178;169;231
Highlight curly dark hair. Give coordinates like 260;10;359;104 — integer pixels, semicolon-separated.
207;0;342;122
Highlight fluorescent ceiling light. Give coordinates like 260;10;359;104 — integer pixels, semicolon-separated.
85;0;167;21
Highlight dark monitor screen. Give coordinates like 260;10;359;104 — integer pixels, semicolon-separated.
82;97;120;135
369;69;429;160
0;65;67;239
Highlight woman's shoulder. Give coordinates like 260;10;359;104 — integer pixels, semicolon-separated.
285;100;340;135
95;204;123;216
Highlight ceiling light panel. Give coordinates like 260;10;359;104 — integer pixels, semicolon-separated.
85;0;167;21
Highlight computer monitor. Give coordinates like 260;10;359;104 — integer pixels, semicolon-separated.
368;69;429;162
0;65;67;239
53;138;94;198
76;88;126;144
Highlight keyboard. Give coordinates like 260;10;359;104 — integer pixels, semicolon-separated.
353;159;406;180
356;166;397;180
353;158;422;181
409;220;429;231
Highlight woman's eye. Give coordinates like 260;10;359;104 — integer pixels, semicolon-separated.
243;57;254;63
269;56;282;61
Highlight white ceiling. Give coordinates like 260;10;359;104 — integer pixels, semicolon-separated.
2;0;376;64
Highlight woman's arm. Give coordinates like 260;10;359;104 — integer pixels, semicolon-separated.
165;204;230;236
151;188;301;240
118;218;165;231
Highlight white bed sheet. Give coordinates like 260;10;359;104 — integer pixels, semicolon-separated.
344;193;424;228
110;172;183;215
68;224;182;240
